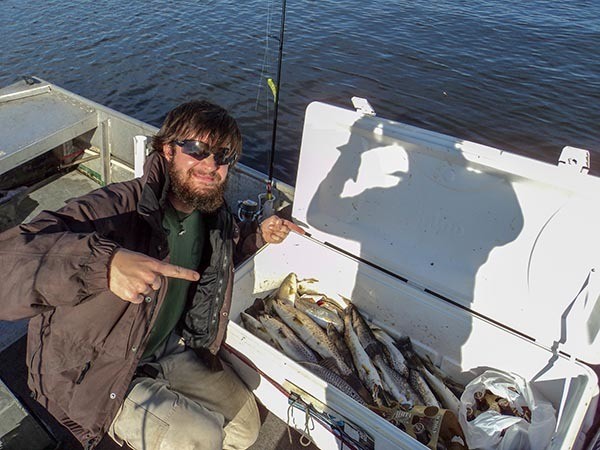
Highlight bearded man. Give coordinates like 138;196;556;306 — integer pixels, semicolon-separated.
0;100;300;450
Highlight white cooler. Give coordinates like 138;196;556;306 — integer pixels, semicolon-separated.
222;101;600;449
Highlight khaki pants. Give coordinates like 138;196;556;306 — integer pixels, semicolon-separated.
109;335;260;450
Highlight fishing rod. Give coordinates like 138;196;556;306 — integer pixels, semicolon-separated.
240;0;286;222
266;0;287;199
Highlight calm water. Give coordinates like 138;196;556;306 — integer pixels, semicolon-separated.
1;0;598;184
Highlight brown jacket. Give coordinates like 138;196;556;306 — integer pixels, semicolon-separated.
0;152;254;448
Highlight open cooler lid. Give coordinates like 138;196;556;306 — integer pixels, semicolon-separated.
292;101;600;364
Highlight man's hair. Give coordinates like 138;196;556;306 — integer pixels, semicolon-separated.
151;100;242;165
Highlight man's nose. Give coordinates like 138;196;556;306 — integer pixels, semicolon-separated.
199;153;219;170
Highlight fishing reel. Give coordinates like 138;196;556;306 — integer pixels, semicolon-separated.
237;199;260;223
237;179;277;223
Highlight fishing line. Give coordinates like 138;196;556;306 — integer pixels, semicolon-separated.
255;0;273;113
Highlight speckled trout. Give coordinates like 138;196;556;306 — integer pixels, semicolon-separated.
272;299;353;377
258;314;319;363
295;295;344;333
240;312;281;350
343;311;386;407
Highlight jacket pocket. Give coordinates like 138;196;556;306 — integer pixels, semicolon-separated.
75;361;92;385
38;335;96;374
37;354;96;415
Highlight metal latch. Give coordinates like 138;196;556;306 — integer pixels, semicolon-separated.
351;97;376;116
558;146;590;174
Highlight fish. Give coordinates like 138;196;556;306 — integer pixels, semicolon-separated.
420;365;460;414
332;294;351;310
326;323;355;373
316;297;346;316
296;280;348;311
372;354;420;408
299;362;370;406
395;337;442;408
343;311;386;407
272;300;353;377
296;277;322;296
421;355;465;399
297;293;325;303
258;314;319;363
371;327;410;378
394;336;422;370
394;337;461;412
348;304;385;360
408;369;441;408
240;312;281;350
295;295;344;333
276;272;298;304
262;291;276;315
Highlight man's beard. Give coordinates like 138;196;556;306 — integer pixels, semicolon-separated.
168;160;227;213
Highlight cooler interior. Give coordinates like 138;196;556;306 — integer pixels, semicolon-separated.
225;232;598;450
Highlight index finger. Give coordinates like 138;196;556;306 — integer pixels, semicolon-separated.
155;261;200;281
283;219;305;235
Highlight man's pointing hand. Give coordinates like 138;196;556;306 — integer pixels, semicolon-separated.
109;248;200;303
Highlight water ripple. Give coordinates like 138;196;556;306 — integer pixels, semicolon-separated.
0;0;598;183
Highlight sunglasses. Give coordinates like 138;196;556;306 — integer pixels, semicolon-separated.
172;140;236;166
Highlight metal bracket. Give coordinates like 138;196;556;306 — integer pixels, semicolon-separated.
351;97;376;116
558;146;590;174
100;119;112;185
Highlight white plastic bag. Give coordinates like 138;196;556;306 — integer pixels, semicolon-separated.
458;369;557;450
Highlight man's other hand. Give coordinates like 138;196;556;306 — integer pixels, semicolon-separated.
260;216;304;244
109;249;200;303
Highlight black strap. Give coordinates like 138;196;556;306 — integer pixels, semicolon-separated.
134;363;160;379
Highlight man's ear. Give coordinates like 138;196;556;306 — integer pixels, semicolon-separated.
163;144;174;162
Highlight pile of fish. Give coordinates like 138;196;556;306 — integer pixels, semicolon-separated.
241;272;466;421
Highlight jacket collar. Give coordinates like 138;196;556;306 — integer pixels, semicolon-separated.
137;151;170;217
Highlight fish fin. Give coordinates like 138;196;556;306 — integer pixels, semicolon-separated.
298;277;319;283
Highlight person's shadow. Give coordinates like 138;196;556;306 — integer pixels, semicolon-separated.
230;102;600;447
298;103;525;382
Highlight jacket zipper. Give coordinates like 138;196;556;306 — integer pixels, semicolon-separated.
205;229;232;348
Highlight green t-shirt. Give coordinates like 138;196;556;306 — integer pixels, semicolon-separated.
142;204;204;359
